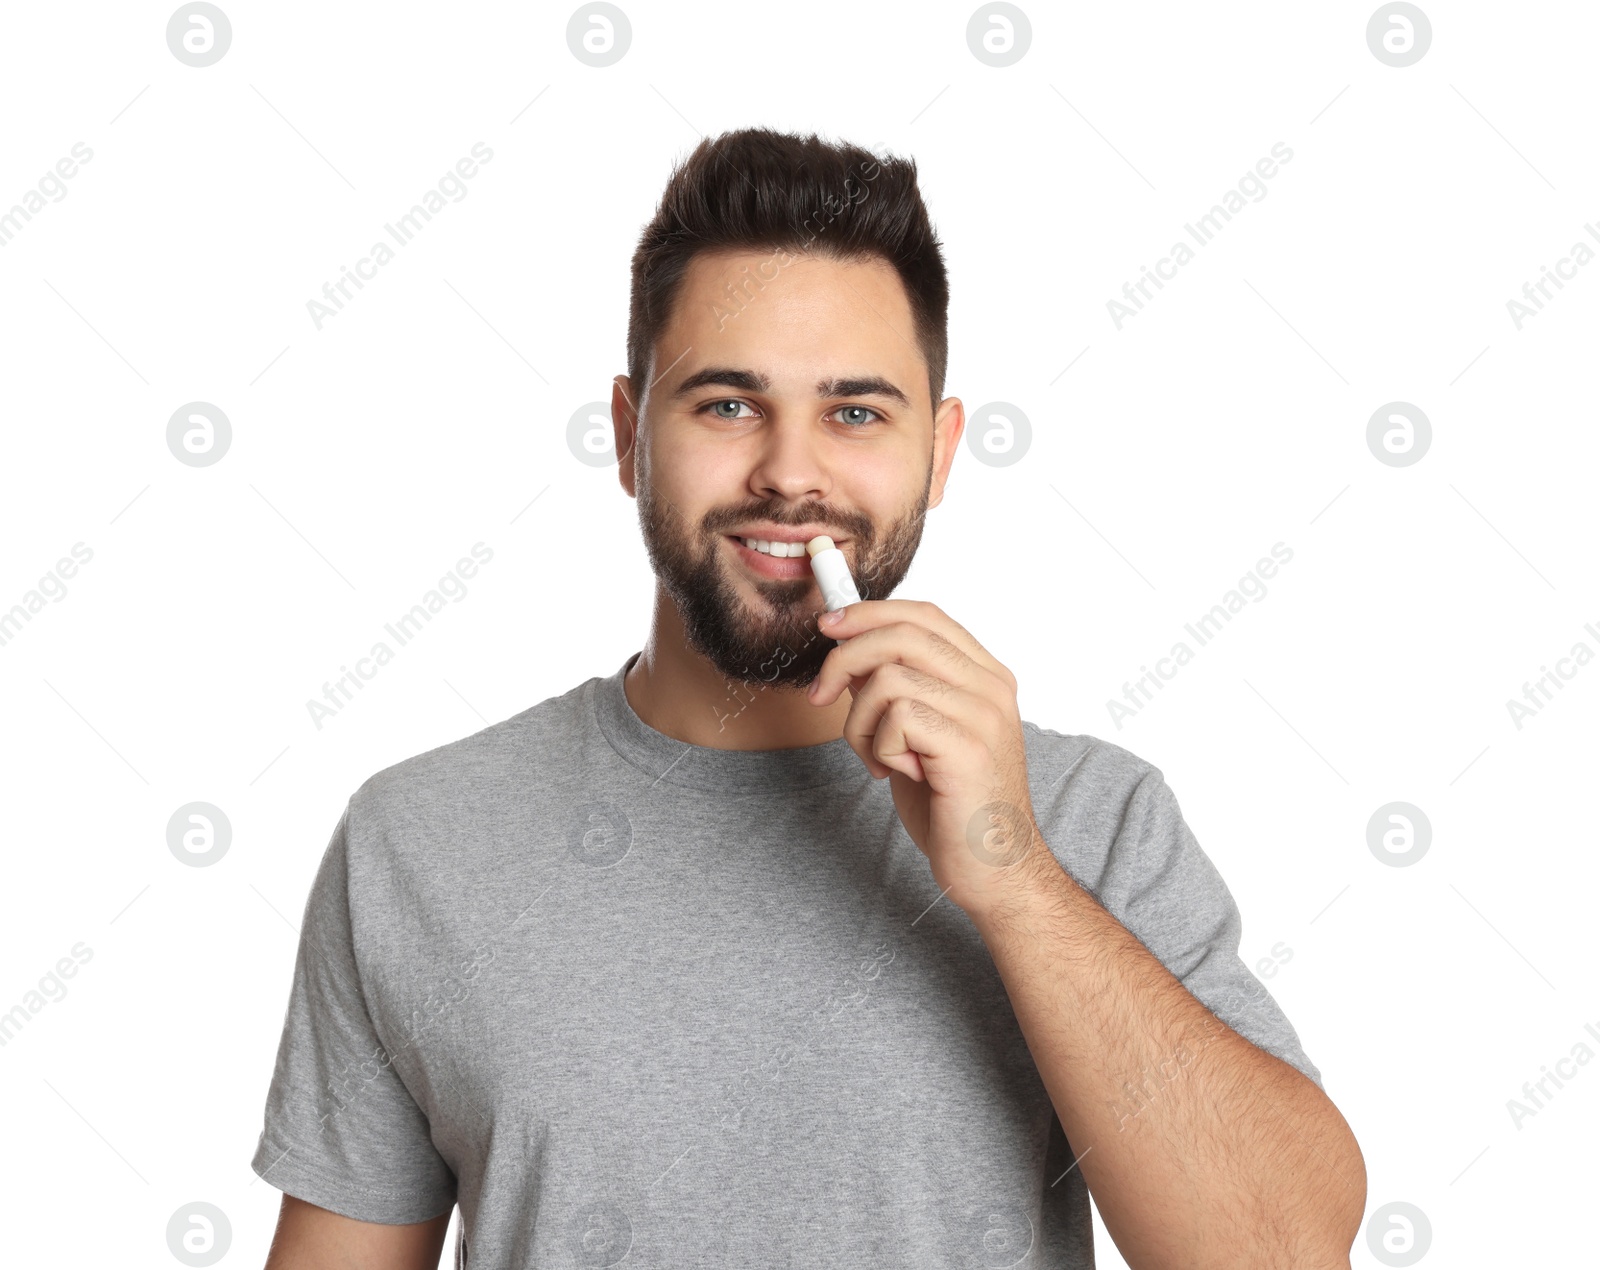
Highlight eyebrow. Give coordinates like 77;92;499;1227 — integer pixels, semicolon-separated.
671;366;912;408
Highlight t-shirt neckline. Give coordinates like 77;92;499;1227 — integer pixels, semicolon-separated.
591;652;866;793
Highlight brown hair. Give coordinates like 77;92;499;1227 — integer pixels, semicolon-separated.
626;127;949;415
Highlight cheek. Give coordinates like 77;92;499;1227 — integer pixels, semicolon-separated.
668;452;751;522
839;462;915;526
646;430;732;501
688;443;753;486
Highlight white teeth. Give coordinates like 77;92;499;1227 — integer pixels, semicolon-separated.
740;537;805;557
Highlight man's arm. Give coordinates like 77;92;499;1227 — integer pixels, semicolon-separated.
971;856;1366;1270
803;598;1366;1266
263;1194;452;1270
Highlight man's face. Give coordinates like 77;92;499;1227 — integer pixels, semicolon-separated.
618;249;961;689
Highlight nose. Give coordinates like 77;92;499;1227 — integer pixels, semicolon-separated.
746;410;831;504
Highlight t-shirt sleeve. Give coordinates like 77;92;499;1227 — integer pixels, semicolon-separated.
1075;763;1324;1090
249;800;458;1223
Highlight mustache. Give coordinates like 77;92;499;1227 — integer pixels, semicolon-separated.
701;501;875;541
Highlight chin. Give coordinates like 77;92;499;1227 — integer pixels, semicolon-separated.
691;614;834;690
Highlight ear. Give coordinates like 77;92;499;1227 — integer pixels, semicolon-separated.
612;375;639;497
927;396;965;510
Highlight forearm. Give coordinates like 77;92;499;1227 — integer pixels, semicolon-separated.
969;852;1366;1270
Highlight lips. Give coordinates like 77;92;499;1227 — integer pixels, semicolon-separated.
725;535;815;579
725;524;846;547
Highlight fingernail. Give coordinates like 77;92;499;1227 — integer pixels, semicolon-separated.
821;609;844;625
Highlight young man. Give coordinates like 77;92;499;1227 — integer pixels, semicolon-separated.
252;128;1365;1269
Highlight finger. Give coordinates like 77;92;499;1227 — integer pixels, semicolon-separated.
810;620;1009;708
840;664;954;779
820;599;1011;683
870;694;980;785
843;689;922;781
841;662;1001;777
845;668;999;785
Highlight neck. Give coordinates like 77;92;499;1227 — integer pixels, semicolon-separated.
623;584;852;750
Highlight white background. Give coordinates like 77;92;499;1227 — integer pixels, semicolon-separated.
1;1;1595;1266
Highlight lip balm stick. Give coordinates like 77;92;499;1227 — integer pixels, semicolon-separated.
806;535;862;614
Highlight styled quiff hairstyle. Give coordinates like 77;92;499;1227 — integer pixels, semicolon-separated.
626;127;949;416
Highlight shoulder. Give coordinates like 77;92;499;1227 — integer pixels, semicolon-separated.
346;675;597;838
1021;720;1167;815
1020;720;1182;890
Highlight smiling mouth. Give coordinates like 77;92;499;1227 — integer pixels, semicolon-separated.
733;536;810;558
722;535;820;580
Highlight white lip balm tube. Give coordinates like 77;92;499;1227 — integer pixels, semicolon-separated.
806;535;862;613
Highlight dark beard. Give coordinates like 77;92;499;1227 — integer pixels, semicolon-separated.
636;465;931;690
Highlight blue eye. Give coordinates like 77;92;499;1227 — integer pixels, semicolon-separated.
696;400;883;425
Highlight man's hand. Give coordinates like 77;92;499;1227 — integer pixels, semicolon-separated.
806;598;1060;917
809;599;1368;1269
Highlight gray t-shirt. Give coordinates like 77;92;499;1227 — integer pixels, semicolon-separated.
251;652;1321;1268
